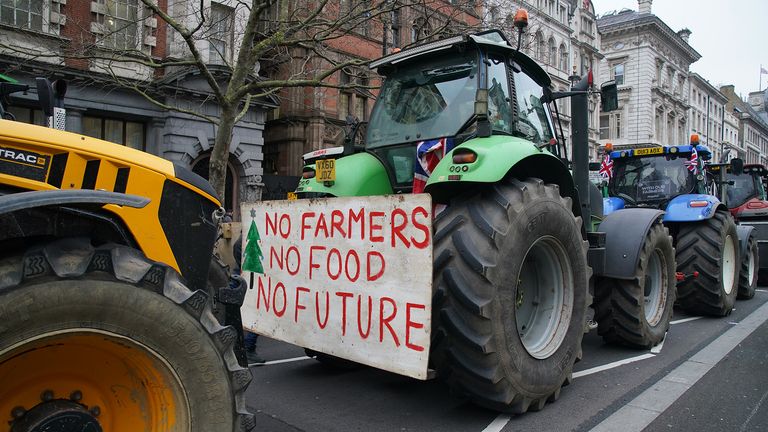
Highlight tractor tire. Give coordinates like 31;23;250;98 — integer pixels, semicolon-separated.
737;234;758;300
0;238;254;432
594;222;676;348
431;178;589;413
676;211;740;316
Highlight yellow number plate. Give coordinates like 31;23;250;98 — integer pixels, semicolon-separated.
287;192;297;200
633;147;664;156
316;158;336;182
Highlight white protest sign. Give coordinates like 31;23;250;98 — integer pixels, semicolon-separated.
240;194;433;379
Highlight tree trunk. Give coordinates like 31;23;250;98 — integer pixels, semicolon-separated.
210;103;236;203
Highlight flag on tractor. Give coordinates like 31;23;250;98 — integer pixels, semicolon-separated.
242;212;264;275
413;137;454;193
685;147;699;174
599;154;614;180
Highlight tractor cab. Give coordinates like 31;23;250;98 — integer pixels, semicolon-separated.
708;163;768;218
365;30;559;192
607;143;711;210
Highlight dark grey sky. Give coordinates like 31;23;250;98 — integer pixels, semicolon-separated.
596;0;768;98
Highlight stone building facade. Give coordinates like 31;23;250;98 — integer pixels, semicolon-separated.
0;0;274;215
722;107;742;162
721;86;768;165
687;73;728;162
596;0;700;150
484;0;603;160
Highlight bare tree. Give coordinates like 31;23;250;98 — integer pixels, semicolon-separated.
0;0;482;199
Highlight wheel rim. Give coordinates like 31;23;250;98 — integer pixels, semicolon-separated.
0;330;190;432
643;249;667;326
722;235;737;295
515;236;574;360
748;246;757;286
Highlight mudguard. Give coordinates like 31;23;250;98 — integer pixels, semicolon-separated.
736;224;755;263
603;197;625;216
598;208;665;280
663;194;722;222
425;135;576;210
295;152;393;197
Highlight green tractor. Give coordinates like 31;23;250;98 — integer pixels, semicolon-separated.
285;24;676;413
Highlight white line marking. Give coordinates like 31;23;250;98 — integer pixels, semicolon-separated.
670;316;702;325
757;289;768;293
250;356;312;367
483;353;657;431
590;300;768;432
573;354;656;378
739;387;768;432
481;414;511;432
650;334;666;354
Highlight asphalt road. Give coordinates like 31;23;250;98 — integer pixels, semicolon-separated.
244;289;768;432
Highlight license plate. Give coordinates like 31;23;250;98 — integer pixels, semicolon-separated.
634;147;663;156
287;192;297;200
316;158;336;182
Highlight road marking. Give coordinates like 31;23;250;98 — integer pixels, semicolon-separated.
757;289;768;293
650;334;666;354
669;316;702;325
573;354;656;378
589;300;768;432
739;387;768;432
481;414;511;432
250;356;312;367
484;353;657;430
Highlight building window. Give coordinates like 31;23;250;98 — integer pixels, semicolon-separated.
338;70;369;122
600;114;609;140
581;17;593;35
559;44;567;71
83;116;145;150
548;38;556;66
390;9;400;48
613;63;624;85
599;113;621;140
209;3;234;65
411;17;430;43
96;0;141;50
0;0;44;31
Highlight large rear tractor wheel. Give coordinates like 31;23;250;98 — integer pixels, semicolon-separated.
0;238;254;432
431;178;589;413
738;234;758;300
595;222;676;348
676;211;740;316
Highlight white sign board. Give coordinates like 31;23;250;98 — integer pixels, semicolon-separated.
240;195;433;379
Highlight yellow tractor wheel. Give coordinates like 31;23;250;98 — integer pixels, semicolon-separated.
0;238;254;431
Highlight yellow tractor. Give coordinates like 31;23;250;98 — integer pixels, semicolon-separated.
0;78;253;431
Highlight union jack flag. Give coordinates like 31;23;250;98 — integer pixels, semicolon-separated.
413;137;453;193
599;154;613;180
685;147;699;174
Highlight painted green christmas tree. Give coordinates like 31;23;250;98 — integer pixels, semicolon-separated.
242;209;264;274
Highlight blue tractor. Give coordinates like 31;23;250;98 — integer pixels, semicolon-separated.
603;140;752;319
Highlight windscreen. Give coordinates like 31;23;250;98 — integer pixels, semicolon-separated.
610;155;695;204
726;173;758;207
366;53;478;148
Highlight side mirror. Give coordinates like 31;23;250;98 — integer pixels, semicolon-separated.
731;158;744;176
600;81;618;112
35;77;55;118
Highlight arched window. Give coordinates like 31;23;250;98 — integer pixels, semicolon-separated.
411;17;430;43
559;44;567;71
535;31;545;61
548;37;556;66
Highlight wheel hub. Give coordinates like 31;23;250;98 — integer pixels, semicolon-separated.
10;398;102;432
